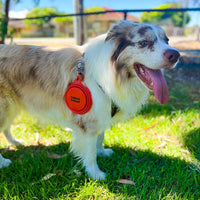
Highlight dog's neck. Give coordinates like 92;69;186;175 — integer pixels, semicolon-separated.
76;54;120;117
83;35;149;117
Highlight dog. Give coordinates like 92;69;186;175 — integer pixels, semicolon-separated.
0;20;180;180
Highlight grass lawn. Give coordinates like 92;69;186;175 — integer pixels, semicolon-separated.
0;69;200;200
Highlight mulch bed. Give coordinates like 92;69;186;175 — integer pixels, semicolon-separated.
169;40;200;84
178;50;200;66
165;67;200;84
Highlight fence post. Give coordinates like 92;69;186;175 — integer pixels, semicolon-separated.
124;11;127;20
73;0;86;45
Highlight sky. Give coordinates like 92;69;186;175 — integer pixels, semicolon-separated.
9;0;200;26
11;0;169;12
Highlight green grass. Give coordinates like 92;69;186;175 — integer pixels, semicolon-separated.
0;75;200;200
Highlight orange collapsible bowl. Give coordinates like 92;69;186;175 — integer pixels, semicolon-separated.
64;79;92;115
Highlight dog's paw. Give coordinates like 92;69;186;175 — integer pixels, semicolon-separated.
0;155;12;169
92;170;106;181
86;168;106;180
85;164;106;180
97;148;114;157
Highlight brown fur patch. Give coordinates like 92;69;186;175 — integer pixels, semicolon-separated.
75;118;87;132
137;26;152;36
29;65;38;79
0;45;82;95
105;21;137;42
116;67;134;83
111;38;133;64
106;22;138;83
148;39;156;51
0;71;21;98
138;38;157;52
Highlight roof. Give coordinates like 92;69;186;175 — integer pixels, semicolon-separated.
97;7;139;22
8;20;25;28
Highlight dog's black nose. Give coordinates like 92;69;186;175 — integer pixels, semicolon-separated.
163;49;180;64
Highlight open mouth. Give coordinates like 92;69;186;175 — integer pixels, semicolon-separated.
134;63;169;104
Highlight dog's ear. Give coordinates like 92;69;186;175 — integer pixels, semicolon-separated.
106;21;136;63
105;22;122;41
105;20;137;42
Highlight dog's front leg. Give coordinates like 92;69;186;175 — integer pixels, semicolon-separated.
71;132;106;180
111;110;127;125
96;132;113;157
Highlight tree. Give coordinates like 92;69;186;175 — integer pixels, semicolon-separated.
85;6;104;13
85;6;104;22
54;13;73;24
141;3;191;27
24;7;58;28
53;13;73;38
0;0;41;43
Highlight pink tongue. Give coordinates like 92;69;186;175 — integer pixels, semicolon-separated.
145;68;169;104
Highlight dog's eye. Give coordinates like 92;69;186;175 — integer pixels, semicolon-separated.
138;40;148;48
165;38;169;44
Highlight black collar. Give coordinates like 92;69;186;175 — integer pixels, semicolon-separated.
111;101;120;117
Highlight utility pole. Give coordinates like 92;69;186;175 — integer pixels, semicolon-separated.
73;0;86;45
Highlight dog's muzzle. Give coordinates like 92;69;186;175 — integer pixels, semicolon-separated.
163;49;180;65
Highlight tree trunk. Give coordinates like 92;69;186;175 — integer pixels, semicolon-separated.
0;0;10;44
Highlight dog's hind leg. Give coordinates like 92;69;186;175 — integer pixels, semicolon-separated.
0;97;20;168
0;154;11;169
96;132;113;157
0;125;13;170
71;132;106;180
3;127;23;146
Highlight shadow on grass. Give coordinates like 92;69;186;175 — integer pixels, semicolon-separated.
183;127;200;161
0;142;199;199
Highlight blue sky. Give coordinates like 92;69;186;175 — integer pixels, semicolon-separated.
10;0;200;26
11;0;169;12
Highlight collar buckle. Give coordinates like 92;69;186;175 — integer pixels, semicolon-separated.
75;59;85;79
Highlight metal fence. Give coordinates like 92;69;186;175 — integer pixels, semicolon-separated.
9;7;200;21
1;7;200;44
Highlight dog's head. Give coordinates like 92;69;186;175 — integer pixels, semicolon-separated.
105;20;180;104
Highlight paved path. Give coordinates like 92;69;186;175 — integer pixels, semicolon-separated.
5;37;200;68
5;38;76;47
5;36;198;46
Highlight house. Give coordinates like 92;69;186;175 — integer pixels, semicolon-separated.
8;7;139;38
8;10;35;37
87;7;139;36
